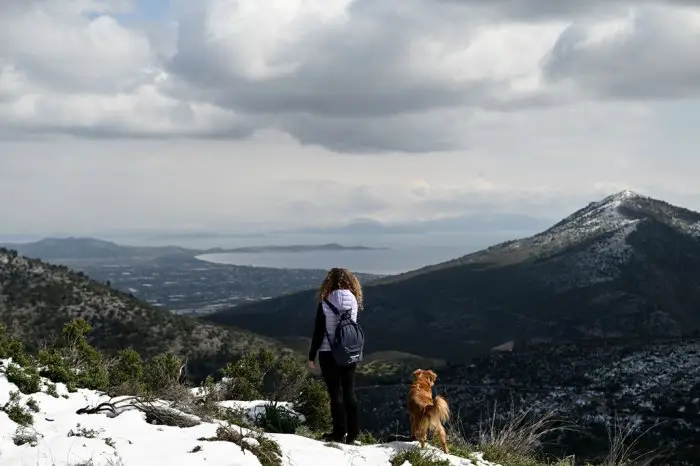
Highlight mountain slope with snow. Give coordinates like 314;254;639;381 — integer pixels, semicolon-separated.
204;190;700;362
0;362;493;466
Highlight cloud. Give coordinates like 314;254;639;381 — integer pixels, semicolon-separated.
6;0;698;151
543;6;700;100
2;0;700;235
436;0;698;20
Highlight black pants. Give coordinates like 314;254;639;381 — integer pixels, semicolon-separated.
318;351;359;439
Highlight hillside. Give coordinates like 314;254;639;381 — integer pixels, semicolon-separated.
0;237;197;260
0;248;288;380
0;238;379;315
356;337;700;464
203;190;700;362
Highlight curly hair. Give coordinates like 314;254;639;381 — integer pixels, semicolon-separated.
317;267;364;310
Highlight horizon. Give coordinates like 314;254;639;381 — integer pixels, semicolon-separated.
2;2;700;236
0;188;691;249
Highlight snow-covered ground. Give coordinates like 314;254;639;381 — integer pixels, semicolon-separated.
0;363;496;466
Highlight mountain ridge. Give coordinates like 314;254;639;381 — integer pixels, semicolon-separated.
0;247;291;381
0;237;385;261
202;190;700;363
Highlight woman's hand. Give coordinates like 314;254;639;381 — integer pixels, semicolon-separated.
307;360;315;370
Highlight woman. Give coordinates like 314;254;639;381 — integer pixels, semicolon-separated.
307;267;363;444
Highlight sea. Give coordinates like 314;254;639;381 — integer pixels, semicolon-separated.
198;245;469;276
188;231;521;276
2;230;530;276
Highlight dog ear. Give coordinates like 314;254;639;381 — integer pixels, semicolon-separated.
426;370;437;382
412;369;424;377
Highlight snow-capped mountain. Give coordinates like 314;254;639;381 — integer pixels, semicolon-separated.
204;190;700;362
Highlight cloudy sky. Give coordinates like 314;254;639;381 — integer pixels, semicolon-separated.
1;0;700;236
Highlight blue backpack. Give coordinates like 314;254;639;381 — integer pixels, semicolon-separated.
323;299;365;366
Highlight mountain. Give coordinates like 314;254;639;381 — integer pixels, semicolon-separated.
293;213;552;235
0;247;288;380
202;190;700;363
0;237;197;260
1;237;383;261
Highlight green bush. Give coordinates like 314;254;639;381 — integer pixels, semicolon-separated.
255;402;302;434
389;447;451;466
108;348;145;395
293;376;331;432
37;319;109;391
1;391;34;426
262;354;307;402
5;363;41;394
143;353;182;394
25;398;40;413
45;382;59;398
220;348;275;401
0;323;33;367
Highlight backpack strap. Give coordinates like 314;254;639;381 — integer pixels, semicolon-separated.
324;299;351;320
322;299;351;347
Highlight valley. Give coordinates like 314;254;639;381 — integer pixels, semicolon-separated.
3;190;700;463
1;237;379;314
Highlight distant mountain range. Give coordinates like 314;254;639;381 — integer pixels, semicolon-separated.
290;213;552;235
0;237;384;261
203;190;700;363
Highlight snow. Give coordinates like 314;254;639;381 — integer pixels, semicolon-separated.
537;190;642;247
0;362;496;466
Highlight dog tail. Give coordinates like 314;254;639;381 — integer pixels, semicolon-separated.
425;395;450;424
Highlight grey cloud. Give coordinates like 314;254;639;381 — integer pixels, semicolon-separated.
542;7;700;100
436;0;698;19
2;0;700;154
273;110;469;153
164;0;556;151
167;0;489;118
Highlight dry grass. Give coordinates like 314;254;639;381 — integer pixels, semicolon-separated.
599;414;665;466
478;403;573;462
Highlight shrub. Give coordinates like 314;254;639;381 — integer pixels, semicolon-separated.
108;348;145;395
143;353;182;396
358;430;378;445
218;406;251;428
389;447;451;466
189;375;219;418
203;423;282;466
0;323;33;367
12;426;39;446
25;398;40;413
261;354;307;402
37;319;109;391
255;402;302;434
220;348;275;401
45;382;59;398
5;363;41;394
1;390;34;426
294;376;331;432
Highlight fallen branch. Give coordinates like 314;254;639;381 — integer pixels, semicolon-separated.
76;396;201;428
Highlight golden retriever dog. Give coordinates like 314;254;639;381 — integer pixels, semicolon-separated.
407;368;450;453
